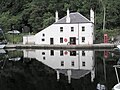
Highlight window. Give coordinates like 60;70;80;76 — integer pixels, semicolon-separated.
82;51;85;56
60;37;63;43
60;50;63;56
61;61;64;66
71;27;74;32
50;50;54;56
43;57;45;60
43;34;45;36
82;62;85;66
82;26;85;31
71;61;74;66
60;27;63;32
42;52;45;55
42;39;45;41
82;37;85;42
70;51;76;56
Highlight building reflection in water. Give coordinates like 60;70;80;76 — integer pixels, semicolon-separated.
23;49;95;83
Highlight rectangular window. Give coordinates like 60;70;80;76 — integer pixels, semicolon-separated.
43;57;45;60
82;37;85;42
42;52;45;55
60;27;63;32
71;61;74;66
60;37;63;43
42;39;45;41
42;34;45;36
60;50;63;56
50;50;54;56
61;61;64;66
71;27;74;32
82;62;85;66
82;51;85;56
70;51;76;56
82;26;85;31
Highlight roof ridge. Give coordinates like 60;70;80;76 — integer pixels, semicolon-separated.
55;12;91;24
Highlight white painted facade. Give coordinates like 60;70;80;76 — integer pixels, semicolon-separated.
23;50;94;70
23;9;94;45
23;49;95;83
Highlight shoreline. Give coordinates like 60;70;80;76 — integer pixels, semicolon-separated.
4;43;117;49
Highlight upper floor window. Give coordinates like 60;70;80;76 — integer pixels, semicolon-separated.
42;33;45;36
82;37;85;42
60;37;63;43
60;27;63;32
82;26;85;31
82;61;85;66
71;27;74;32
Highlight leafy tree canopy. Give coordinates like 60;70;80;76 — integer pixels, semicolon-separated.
0;0;120;33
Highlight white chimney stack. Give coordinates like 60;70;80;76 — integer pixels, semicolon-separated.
55;11;58;22
90;8;94;23
66;9;70;23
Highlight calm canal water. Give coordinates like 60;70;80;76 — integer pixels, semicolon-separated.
0;49;120;90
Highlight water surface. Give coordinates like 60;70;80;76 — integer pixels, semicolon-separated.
0;49;119;90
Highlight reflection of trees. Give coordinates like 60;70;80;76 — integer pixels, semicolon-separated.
0;57;73;90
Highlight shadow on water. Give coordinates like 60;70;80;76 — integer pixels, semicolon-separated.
0;49;119;90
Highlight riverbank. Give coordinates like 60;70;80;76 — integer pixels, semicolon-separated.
4;43;117;49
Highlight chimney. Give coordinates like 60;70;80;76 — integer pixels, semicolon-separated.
90;8;94;23
55;11;58;22
66;9;70;23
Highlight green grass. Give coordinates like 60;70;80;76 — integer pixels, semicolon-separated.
5;33;33;44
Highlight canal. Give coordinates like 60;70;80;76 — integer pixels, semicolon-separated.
0;49;120;90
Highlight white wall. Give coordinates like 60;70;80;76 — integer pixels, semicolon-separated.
79;23;94;44
23;50;94;70
23;35;35;44
35;24;79;45
34;23;94;45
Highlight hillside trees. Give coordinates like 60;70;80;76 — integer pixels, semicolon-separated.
0;0;120;33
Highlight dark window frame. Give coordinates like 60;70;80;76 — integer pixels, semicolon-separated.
60;37;63;43
42;38;45;41
60;50;63;56
50;50;54;56
61;61;64;66
82;26;85;31
82;37;85;42
71;27;74;32
60;27;63;32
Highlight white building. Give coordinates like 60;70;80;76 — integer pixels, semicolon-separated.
23;9;94;45
23;49;95;83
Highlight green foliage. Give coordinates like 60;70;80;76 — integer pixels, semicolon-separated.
0;0;120;34
5;33;23;43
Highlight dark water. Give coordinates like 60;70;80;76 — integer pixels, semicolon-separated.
0;49;120;90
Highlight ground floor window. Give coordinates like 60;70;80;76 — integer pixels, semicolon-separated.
50;50;54;56
60;50;63;56
70;51;76;56
60;37;63;43
82;37;85;42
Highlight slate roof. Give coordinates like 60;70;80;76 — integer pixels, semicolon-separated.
55;12;91;24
